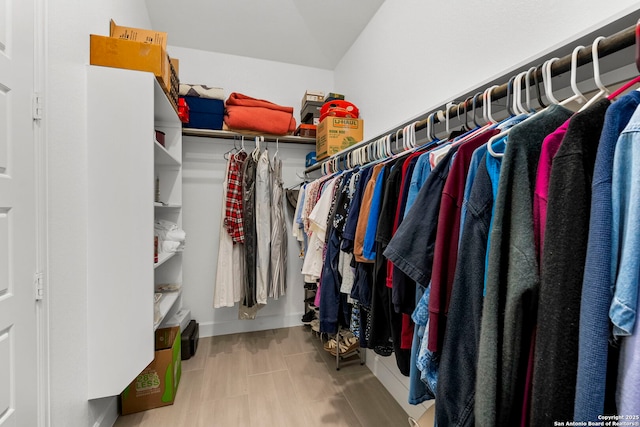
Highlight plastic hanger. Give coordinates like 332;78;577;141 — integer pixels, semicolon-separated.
472;92;483;127
410;122;419;148
395;128;403;153
462;96;474;130
505;76;516;117
484;85;500;124
532;66;547;109
274;138;279;161
580;36;610;111
560;45;588;107
445;101;456;135
223;137;239;160
425;112;435;143
542;58;561;105
513;73;527;115
524;67;537;111
608;19;640;100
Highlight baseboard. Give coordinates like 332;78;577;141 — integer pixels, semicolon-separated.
199;313;304;337
365;349;433;421
89;396;118;427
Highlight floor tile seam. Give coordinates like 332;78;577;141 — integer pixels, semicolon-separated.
246;367;289;378
281;360;315;425
336;391;368;427
282;350;319;359
339;388;392;427
198;392;250;403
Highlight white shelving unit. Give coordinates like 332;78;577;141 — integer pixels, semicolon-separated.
153;77;184;332
154;290;182;330
86;65;184;400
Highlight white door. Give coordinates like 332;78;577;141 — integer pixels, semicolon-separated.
0;0;39;425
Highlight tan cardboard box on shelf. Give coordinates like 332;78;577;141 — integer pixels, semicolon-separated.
119;326;182;415
90;34;171;94
316;117;364;160
301;90;324;109
109;19;167;50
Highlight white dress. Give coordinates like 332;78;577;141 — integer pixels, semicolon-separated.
213;157;244;308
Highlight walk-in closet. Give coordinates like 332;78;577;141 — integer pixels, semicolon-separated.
6;1;640;427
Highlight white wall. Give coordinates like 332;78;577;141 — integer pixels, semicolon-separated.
335;0;640;140
167;45;335;124
46;2;151;426
333;1;640;418
172;46;333;338
183;138;313;337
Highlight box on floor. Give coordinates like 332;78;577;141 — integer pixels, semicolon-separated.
119;326;182;415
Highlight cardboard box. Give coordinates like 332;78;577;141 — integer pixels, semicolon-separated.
301;101;323;124
324;92;345;102
301;90;324;109
316;117;363;160
90;34;171;95
110;19;167;50
295;124;317;138
120;326;182;415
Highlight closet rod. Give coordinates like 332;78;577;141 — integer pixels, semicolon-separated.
305;22;637;174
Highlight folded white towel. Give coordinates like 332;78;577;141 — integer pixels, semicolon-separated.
179;84;225;101
162;240;184;253
166;229;186;242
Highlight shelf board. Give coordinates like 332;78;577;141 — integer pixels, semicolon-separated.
182;128;316;145
154;289;182;330
154;202;182;208
153;79;179;123
154;140;181;166
154;251;177;269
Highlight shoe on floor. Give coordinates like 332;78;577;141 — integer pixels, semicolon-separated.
310;319;320;333
301;309;316;324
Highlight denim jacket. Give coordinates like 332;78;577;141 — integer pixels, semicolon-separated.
611;105;640;337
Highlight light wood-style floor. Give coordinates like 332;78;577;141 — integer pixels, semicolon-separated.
113;325;411;427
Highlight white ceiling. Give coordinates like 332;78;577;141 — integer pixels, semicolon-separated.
145;0;386;70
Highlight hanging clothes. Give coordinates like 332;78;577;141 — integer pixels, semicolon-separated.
609;103;640;417
269;156;287;300
213;155;245;308
574;91;640;421
531;99;610;424
475;105;573;427
255;148;271;305
241;151;258;312
435;158;494;426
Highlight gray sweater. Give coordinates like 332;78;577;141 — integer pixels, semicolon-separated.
475;104;573;427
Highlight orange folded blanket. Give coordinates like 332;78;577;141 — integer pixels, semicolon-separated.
224;92;297;135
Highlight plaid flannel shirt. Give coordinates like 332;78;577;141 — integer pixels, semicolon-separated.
225;151;247;243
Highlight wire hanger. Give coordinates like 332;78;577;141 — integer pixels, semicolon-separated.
223;137;239;160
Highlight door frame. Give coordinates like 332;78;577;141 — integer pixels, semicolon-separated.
34;0;48;424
